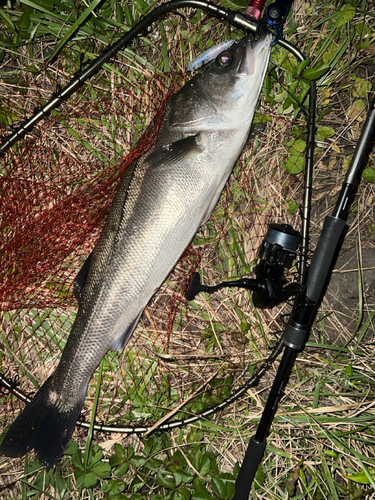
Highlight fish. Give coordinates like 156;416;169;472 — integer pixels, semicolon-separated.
0;30;272;469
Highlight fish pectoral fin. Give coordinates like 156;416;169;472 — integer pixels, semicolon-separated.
110;308;145;352
73;252;93;303
145;132;207;168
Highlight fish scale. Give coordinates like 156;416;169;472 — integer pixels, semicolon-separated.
0;31;272;469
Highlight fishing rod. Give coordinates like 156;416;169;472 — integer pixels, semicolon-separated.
232;94;375;500
182;1;375;497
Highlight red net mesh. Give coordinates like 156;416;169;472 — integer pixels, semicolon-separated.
0;11;307;430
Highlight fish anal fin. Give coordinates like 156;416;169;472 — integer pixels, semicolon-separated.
110;309;145;352
73;252;93;303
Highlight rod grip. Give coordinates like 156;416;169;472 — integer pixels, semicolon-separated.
233;438;266;500
306;216;346;303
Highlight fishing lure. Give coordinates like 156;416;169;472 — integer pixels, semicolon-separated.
187;38;237;72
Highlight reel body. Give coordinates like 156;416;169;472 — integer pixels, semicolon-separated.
188;223;302;309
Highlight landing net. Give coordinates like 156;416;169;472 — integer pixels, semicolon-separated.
0;9;308;432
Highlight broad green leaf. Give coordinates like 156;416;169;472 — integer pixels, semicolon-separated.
211;477;227;499
337;4;356;27
255;467;265;487
90;448;103;465
134;0;148;13
352;76;372;98
199;455;211;476
114;443;126;457
283;80;299;110
53;470;69;495
114;462;129;476
174;470;194;484
292;59;310;78
173;472;183;487
83;471;98;488
130;455;146;468
362;168;375;183
157;470;175;489
179;487;191;500
287;139;306;154
316;126;335;141
284;155;306;174
302;63;330;81
345;471;372;485
287;199;299;215
92;461;111;479
192;478;211;496
109;454;122;467
64;440;79;455
17;11;31;29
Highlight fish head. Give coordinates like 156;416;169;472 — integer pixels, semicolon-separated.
171;31;272;132
200;31;272;127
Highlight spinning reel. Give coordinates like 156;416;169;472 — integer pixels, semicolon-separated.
187;223;302;308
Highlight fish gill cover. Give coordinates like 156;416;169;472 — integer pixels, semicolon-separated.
0;11;307;434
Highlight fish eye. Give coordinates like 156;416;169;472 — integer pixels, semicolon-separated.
217;51;232;67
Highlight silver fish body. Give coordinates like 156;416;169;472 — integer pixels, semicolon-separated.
0;32;271;468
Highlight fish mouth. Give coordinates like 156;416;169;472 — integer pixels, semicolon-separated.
237;30;272;77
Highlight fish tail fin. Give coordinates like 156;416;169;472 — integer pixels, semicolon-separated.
0;377;84;470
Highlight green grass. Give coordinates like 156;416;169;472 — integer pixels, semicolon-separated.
0;0;374;498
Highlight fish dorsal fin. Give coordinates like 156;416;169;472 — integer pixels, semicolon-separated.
73;252;92;302
145;133;207;168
